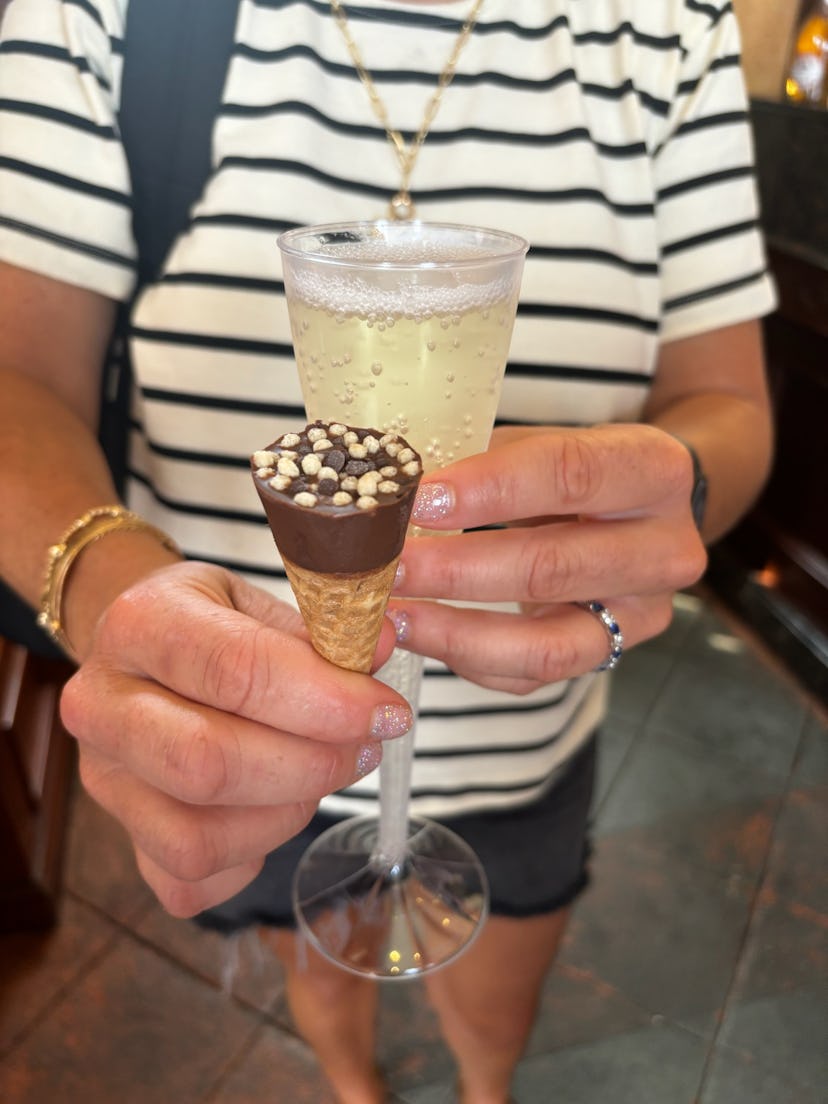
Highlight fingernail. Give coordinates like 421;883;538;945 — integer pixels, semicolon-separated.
355;742;383;778
370;702;413;740
413;482;454;523
394;560;405;590
387;608;411;644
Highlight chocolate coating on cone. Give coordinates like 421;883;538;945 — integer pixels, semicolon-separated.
251;421;422;573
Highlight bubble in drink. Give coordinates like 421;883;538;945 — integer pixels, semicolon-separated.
293;301;516;470
289;299;518;472
281;226;525;475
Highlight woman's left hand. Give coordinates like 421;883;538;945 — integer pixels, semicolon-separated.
390;422;708;695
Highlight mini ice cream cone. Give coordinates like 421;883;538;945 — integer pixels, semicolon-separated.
251;421;422;673
282;554;400;673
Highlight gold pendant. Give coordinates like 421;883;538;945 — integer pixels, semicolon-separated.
389;191;416;220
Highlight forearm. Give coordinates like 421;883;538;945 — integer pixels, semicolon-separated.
0;367;181;659
643;318;774;545
0;366;115;602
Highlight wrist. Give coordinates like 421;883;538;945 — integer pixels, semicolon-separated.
69;531;183;660
668;435;708;535
38;506;183;662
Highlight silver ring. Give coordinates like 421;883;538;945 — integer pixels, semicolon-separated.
574;600;624;671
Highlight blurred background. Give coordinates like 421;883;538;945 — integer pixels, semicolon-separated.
712;0;827;704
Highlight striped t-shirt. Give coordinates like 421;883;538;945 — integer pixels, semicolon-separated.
0;0;775;818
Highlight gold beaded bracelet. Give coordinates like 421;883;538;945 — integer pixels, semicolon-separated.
37;505;181;661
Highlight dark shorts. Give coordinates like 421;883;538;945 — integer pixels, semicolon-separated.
196;734;597;933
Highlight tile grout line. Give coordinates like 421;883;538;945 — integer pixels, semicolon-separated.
594;613;695;822
689;704;813;1104
75;901;289;1023
198;1019;273;1104
1;887;316;1100
0;909;125;1062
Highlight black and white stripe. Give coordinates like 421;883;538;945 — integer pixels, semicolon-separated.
0;0;774;816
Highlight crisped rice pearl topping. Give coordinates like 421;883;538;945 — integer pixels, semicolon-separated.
252;421;422;511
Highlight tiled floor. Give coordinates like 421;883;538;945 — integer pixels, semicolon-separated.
1;589;825;1103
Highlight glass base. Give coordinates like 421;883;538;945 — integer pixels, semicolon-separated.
292;816;488;978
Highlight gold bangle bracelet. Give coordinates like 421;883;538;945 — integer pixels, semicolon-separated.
37;505;181;661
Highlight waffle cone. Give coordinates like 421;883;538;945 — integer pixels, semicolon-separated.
282;554;399;673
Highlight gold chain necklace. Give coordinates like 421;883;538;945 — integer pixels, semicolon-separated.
329;0;484;220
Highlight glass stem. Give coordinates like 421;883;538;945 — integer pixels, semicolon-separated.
375;648;424;870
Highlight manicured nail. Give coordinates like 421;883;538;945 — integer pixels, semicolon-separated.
394;560;405;590
370;702;413;740
355;742;383;778
412;482;454;523
387;608;412;644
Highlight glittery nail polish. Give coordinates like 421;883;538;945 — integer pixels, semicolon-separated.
412;482;454;523
355;742;383;778
387;608;411;644
370;702;413;740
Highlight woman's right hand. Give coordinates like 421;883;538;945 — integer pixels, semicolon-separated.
60;560;411;918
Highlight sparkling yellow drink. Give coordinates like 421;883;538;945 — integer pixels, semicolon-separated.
285;240;520;477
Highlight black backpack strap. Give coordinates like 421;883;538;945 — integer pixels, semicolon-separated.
119;0;241;286
0;0;239;656
99;0;240;496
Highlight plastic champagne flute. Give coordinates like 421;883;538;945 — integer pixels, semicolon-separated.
278;221;527;978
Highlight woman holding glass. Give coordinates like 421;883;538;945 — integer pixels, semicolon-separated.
0;1;774;1101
